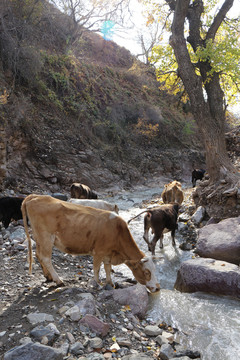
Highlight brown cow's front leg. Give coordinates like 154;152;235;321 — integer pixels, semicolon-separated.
143;228;150;245
104;263;113;286
159;234;164;249
149;234;160;255
93;256;102;283
143;217;151;246
36;252;53;282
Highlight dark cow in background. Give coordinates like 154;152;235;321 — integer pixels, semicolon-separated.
0;196;24;228
192;169;205;187
70;183;98;199
128;203;179;255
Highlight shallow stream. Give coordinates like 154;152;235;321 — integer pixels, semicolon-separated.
103;183;240;360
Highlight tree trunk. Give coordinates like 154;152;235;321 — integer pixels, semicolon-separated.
169;0;240;219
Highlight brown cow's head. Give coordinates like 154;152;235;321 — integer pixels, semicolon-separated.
125;257;160;293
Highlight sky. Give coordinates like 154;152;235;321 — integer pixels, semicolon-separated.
111;0;146;56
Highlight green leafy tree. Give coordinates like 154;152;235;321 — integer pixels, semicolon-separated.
146;0;240;218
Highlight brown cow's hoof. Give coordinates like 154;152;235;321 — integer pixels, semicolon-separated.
104;283;114;290
56;281;64;287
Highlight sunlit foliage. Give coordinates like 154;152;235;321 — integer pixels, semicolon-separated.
144;0;240;108
134;117;159;138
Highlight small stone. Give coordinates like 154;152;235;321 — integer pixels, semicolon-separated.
116;337;132;347
144;325;162;336
19;337;32;345
162;331;174;344
159;343;175;360
70;341;84;355
110;342;120;351
65;305;81;321
132;331;141;340
27;312;54;325
89;337;103;349
58;305;69;315
79;315;110;337
155;335;167;346
66;332;75;343
41;335;49;345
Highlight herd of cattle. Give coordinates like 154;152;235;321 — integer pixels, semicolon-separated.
0;169;205;293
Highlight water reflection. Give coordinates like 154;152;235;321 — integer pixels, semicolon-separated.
102;184;240;360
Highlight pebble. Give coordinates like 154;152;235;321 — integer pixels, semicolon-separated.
89;337;103;349
144;325;162;336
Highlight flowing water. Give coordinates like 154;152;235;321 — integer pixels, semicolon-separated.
102;183;240;360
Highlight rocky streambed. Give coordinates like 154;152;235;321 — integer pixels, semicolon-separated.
0;246;201;360
0;182;239;360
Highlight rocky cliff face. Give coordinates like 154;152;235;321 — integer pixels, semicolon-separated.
1;93;239;197
0;105;205;195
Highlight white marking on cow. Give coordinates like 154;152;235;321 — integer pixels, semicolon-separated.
108;212;117;220
141;257;160;292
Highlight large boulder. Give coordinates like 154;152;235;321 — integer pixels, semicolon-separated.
113;284;149;319
195;216;240;265
174;257;240;298
3;342;63;360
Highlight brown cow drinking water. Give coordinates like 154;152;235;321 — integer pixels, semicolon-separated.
21;194;160;292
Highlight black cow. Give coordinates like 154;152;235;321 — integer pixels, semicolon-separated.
128;203;179;255
70;183;98;199
0;196;25;228
192;169;205;187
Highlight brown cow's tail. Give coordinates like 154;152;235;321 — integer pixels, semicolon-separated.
127;210;149;224
21;198;33;274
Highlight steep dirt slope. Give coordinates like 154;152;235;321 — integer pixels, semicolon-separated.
0;2;206;194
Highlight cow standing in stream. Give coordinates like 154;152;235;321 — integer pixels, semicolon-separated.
128;203;179;255
161;180;184;205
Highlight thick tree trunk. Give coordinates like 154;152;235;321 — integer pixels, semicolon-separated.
192;107;237;183
168;0;240;219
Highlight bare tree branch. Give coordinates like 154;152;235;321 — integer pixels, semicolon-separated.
207;0;234;40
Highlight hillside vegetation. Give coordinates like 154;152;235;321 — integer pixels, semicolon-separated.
0;1;205;194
